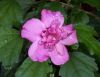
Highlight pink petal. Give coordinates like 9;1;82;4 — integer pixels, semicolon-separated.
28;41;49;62
41;9;64;28
49;43;69;65
21;18;45;42
60;30;78;45
63;24;74;33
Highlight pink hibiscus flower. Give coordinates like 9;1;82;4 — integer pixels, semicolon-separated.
21;9;78;65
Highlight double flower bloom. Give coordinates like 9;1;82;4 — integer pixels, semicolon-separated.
21;9;78;65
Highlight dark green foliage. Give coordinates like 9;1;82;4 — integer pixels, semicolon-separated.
59;52;98;77
15;58;52;77
0;26;23;69
0;0;23;27
0;0;100;77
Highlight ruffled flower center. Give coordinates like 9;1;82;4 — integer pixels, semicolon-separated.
39;25;67;50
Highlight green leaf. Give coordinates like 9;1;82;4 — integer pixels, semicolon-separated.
0;27;23;68
75;24;100;60
16;0;33;12
75;24;97;36
59;52;98;77
71;10;89;24
81;0;100;9
15;58;52;77
0;0;23;27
